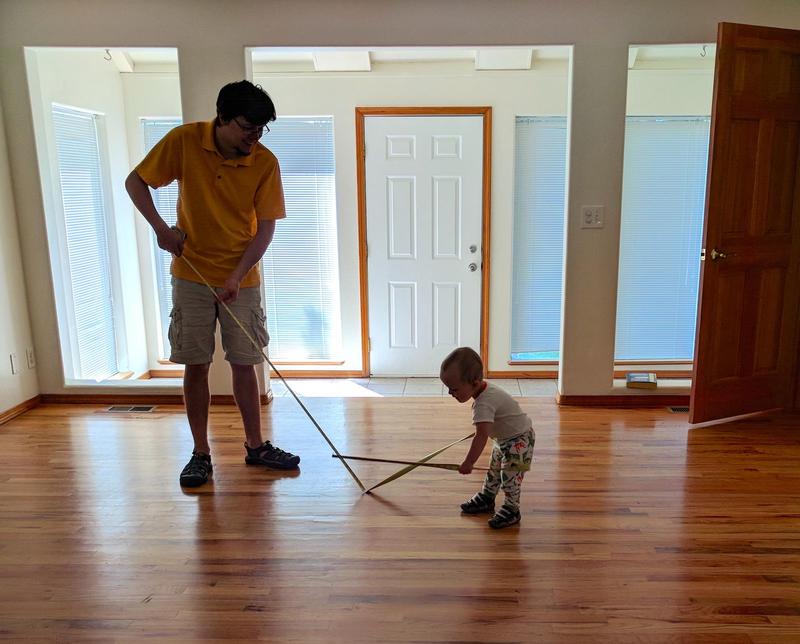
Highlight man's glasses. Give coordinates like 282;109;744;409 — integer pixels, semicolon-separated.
233;117;269;136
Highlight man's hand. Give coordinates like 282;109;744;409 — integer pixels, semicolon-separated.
218;276;241;304
156;226;184;256
458;461;473;475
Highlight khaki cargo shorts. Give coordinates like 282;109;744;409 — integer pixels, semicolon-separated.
168;277;269;365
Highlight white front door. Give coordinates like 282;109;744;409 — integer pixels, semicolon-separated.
365;115;484;376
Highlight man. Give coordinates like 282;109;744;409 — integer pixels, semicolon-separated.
125;80;300;487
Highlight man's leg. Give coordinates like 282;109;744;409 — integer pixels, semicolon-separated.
231;363;262;449
179;362;214;487
169;278;217;487
231;362;299;469
220;289;300;470
184;363;212;454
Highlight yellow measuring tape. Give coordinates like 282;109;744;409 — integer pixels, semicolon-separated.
362;432;475;495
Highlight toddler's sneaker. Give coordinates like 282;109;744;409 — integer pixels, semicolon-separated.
460;491;495;514
488;504;521;529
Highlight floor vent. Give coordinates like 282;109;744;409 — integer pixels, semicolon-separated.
107;405;156;413
668;406;690;413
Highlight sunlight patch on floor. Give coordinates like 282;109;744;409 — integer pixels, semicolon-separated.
274;379;382;398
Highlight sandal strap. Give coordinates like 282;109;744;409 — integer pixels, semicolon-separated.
183;452;211;475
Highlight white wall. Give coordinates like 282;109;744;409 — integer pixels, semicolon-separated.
1;0;799;396
121;72;183;368
0;94;39;411
627;69;713;115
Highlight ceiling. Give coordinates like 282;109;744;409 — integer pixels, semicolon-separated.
102;44;717;74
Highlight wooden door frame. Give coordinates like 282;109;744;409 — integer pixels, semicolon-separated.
355;106;493;377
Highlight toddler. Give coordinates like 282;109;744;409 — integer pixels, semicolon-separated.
440;347;535;528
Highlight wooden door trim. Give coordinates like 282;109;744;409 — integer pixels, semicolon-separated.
557;394;690;407
39;393;274;406
355;106;493;377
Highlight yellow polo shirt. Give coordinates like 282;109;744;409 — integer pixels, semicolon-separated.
135;121;285;288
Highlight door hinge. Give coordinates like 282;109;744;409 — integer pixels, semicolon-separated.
368;337;371;351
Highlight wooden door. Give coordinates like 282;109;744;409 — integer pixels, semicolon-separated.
690;23;800;423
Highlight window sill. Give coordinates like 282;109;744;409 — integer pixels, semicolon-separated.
270;361;346;366
611;379;691;393
63;378;183;389
140;369;184;379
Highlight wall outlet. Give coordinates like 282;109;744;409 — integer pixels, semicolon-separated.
580;205;605;229
10;352;19;375
26;347;36;369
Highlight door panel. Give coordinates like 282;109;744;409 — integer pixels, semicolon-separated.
690;23;800;423
365;115;484;376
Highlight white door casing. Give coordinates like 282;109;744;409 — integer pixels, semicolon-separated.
364;115;484;376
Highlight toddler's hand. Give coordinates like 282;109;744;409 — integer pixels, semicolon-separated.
458;461;473;475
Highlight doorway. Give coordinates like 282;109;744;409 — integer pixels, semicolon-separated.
356;108;492;376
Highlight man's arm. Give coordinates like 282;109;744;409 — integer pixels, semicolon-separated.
219;218;277;304
459;422;492;474
125;170;184;256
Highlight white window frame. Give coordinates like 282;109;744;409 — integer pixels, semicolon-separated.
48;103;127;381
509;115;568;364
614;115;710;363
259;115;344;364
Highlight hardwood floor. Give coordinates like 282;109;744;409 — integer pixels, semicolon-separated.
1;399;799;642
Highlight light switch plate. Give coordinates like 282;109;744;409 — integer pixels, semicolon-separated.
581;205;605;229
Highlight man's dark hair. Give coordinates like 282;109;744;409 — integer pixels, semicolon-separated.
216;80;276;126
440;347;484;384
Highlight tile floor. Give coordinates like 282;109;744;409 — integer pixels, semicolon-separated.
269;377;558;398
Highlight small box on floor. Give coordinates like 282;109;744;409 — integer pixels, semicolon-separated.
626;372;657;389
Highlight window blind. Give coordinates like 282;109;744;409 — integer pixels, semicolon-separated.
614;116;710;360
142;118;180;358
260;117;342;361
52;105;118;380
510;116;568;361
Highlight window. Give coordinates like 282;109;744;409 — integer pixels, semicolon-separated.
510;116;568;362
260;117;342;362
615;117;710;360
52;105;119;380
142;118;181;358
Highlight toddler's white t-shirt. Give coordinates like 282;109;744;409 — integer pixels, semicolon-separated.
471;382;533;441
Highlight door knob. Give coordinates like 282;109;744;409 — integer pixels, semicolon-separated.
710;248;727;261
468;262;478;272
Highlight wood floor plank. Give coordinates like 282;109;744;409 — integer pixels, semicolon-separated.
0;399;799;641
